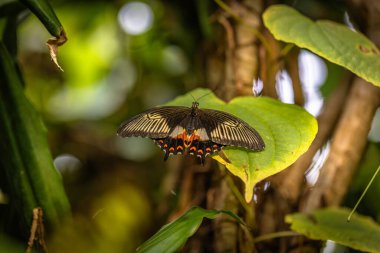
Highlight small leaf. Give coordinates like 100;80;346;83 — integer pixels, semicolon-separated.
19;0;62;36
136;207;241;253
167;89;317;202
286;207;380;252
46;29;67;71
263;5;380;87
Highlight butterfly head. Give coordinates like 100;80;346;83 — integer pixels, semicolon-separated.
192;101;199;108
190;101;199;117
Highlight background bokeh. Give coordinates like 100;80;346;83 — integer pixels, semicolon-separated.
4;0;380;252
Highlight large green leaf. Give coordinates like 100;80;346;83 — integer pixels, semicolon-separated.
0;42;71;236
166;89;317;202
137;207;241;253
286;208;380;252
18;0;67;70
18;0;62;36
263;5;380;87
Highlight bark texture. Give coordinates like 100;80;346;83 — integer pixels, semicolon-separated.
300;0;380;211
206;1;263;252
301;78;380;211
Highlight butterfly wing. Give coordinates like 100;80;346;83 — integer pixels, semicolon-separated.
117;106;190;138
199;109;265;151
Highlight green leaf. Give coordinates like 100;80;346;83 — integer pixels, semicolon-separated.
18;0;62;36
166;88;317;202
286;207;380;252
136;207;241;253
0;42;71;236
263;5;380;87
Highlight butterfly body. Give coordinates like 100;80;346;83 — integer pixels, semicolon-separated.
118;101;265;164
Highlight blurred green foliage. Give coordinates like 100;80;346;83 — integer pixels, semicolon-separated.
1;0;380;252
1;0;207;251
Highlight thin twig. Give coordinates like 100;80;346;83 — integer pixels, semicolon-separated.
26;207;48;253
254;231;300;243
347;164;380;221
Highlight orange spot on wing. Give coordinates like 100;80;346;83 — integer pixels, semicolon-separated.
205;147;211;152
169;147;175;152
163;144;168;148
177;145;184;150
190;146;196;151
159;140;164;144
198;149;204;155
175;130;201;148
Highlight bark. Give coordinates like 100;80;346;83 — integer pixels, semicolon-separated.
286;48;304;106
259;29;281;99
209;1;262;100
270;74;351;203
204;0;263;252
207;170;240;253
301;78;380;211
300;0;380;211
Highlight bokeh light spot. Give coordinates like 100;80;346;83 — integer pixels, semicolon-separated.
162;45;188;76
299;50;327;116
276;70;294;104
0;189;8;204
118;2;154;35
115;137;156;162
368;108;380;142
252;78;263;96
54;154;82;174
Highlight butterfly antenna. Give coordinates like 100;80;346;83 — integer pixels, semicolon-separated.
190;93;197;102
195;86;219;102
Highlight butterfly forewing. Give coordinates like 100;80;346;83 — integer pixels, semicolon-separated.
200;109;265;151
117;106;190;138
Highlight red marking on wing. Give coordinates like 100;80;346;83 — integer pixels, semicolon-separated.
173;130;201;148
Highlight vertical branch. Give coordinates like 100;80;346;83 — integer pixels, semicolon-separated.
230;1;261;96
259;30;281;99
204;0;263;252
301;79;380;211
271;75;351;203
286;48;304;106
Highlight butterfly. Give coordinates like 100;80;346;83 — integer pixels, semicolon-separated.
117;101;265;164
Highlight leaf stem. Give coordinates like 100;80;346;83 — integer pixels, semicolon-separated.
225;173;251;214
254;231;300;243
347;164;380;221
280;43;294;56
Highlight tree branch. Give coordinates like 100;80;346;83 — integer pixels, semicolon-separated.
301;78;380;211
271;74;351;203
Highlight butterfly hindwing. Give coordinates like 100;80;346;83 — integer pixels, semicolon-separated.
154;137;225;164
